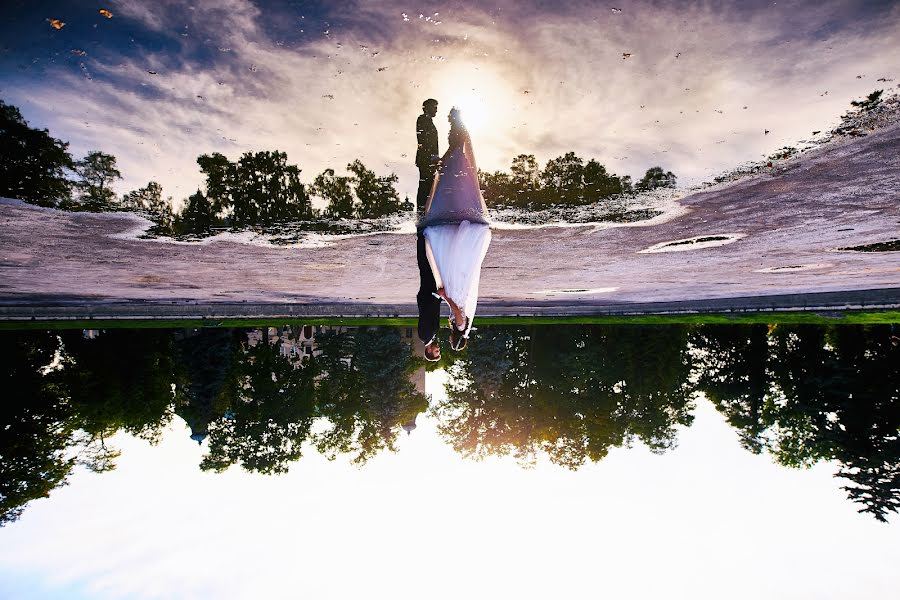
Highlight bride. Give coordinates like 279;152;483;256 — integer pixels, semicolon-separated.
419;107;492;350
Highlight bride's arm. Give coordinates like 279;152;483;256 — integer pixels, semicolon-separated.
424;236;444;291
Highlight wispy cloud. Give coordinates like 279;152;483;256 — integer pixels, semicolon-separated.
3;0;898;205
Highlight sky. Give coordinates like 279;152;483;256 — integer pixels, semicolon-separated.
1;0;899;207
0;370;897;600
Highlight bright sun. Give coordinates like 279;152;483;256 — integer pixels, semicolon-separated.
432;64;512;136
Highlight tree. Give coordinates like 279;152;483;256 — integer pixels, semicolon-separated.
693;324;900;522
509;154;542;206
0;100;73;206
313;327;429;464
201;331;318;474
636;166;676;192
311;168;355;219
541;152;585;205
175;190;215;234
434;325;695;468
347;159;402;218
197;151;313;227
479;169;512;207
73;151;121;209
60;330;177;451
0;331;75;525
122;181;174;231
196;152;234;217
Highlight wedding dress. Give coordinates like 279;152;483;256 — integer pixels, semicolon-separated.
419;126;492;338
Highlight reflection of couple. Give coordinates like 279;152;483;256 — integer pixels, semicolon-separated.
415;99;492;361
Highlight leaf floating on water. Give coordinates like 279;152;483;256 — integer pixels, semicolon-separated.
48;18;65;29
99;9;113;18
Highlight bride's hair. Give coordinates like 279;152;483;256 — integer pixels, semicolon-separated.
448;107;464;128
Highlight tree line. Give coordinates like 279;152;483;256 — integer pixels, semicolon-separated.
0;99;411;236
0;325;427;525
2;323;897;524
1;98;677;234
480;152;676;209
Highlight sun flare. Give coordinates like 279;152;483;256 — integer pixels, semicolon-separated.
431;64;515;137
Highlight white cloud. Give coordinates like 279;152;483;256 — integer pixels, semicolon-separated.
5;0;898;208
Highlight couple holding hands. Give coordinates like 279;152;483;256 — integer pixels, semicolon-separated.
414;98;492;361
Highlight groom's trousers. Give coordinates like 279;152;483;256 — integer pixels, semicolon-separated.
417;166;437;217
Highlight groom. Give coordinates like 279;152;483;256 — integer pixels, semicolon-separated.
415;98;439;214
416;98;441;361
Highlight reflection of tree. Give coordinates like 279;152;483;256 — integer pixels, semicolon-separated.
695;324;900;522
314;327;429;464
693;325;770;453
60;330;176;451
200;329;317;474
174;329;242;444
435;325;695;468
0;332;73;525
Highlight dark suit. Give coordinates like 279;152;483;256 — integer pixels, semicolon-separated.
415;113;439;213
416;229;440;344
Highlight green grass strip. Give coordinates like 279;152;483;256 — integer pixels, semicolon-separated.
2;311;899;330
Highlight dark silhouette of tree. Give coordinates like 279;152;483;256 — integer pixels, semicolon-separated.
196;151;312;228
480;152;638;209
636;166;676;192
348;159;403;218
196;152;234;217
0;99;73;206
0;332;74;525
311;168;355;219
434;325;695;468
122;181;174;231
693;325;770;453
693;324;900;522
59;330;177;463
175;190;215;234
200;330;317;474
766;325;899;521
541;151;585;204
174;329;242;444
72;151;121;209
313;327;428;463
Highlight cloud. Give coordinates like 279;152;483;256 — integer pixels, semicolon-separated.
3;0;898;207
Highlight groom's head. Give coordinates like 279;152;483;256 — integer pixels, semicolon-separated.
424;338;441;362
423;98;438;118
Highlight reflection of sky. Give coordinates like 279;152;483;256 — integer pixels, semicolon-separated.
0;371;896;599
1;0;898;205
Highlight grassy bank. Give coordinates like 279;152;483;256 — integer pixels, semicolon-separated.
2;311;899;330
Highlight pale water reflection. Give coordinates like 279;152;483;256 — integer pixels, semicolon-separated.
0;324;898;598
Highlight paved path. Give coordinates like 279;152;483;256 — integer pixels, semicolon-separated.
1;122;898;319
